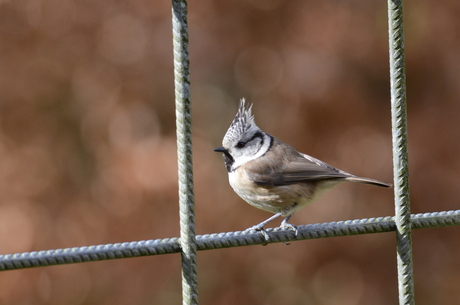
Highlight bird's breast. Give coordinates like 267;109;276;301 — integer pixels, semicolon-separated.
228;167;318;216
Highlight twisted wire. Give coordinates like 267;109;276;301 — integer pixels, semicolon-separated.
0;210;459;271
387;0;413;304
172;0;198;304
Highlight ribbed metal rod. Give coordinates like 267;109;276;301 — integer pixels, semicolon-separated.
387;0;413;304
0;210;459;271
171;0;198;304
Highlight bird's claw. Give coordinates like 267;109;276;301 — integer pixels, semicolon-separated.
246;225;270;245
281;223;298;237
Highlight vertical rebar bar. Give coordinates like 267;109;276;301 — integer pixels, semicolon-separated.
172;0;198;304
387;0;414;304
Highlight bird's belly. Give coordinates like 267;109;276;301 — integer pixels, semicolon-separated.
228;170;317;216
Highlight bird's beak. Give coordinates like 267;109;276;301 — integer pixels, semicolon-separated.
214;147;227;153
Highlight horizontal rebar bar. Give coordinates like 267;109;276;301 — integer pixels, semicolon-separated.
0;210;459;271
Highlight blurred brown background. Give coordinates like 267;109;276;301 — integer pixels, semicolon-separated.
0;0;459;304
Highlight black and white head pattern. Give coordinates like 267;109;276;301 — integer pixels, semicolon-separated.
222;98;271;171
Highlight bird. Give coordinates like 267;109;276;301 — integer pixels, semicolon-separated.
214;98;391;238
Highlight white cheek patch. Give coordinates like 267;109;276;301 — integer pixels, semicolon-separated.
231;134;272;171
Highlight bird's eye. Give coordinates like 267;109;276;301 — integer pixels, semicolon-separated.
236;142;245;148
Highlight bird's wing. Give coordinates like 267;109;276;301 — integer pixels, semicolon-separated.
249;153;351;187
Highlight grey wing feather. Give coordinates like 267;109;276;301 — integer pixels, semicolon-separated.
250;153;351;186
246;137;391;188
277;153;351;185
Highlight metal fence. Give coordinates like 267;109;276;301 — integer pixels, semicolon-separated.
1;1;460;305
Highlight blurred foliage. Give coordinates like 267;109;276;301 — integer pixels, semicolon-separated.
0;0;459;304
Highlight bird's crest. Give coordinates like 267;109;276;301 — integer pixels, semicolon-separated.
223;98;258;147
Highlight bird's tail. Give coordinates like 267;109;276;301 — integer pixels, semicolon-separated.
344;176;392;188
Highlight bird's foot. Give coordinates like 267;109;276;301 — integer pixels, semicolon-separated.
245;213;284;244
280;217;298;237
280;220;298;245
246;224;270;244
